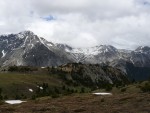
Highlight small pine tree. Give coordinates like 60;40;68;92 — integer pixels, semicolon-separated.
54;87;60;94
62;85;66;90
0;95;3;100
0;88;2;95
31;95;36;100
80;87;85;93
4;95;8;100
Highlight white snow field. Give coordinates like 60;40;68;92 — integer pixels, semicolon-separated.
92;92;112;96
5;100;27;104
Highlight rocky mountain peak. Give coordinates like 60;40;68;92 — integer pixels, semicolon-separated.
95;45;117;53
135;46;150;53
18;30;34;36
55;43;73;52
16;31;35;39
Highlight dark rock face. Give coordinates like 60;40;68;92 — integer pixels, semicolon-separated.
56;44;150;81
0;31;74;67
58;63;129;86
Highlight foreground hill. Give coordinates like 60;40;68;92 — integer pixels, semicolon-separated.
0;63;129;99
0;81;150;113
0;63;149;113
56;63;129;87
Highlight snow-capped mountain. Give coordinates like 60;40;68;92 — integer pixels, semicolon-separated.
56;43;150;68
130;46;150;67
0;31;74;67
56;44;121;63
0;31;150;80
56;44;150;81
1;31;150;69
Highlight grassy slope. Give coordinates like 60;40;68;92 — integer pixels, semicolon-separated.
0;71;149;113
0;72;63;98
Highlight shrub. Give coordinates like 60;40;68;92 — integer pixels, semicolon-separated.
80;87;85;93
31;95;36;100
15;94;21;100
0;88;2;95
51;93;60;98
8;65;18;72
105;84;112;91
141;82;150;92
4;95;8;100
0;95;3;100
121;88;126;92
62;85;66;90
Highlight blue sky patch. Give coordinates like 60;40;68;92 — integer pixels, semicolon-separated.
41;15;56;21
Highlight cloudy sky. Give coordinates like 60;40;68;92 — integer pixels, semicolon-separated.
0;0;150;49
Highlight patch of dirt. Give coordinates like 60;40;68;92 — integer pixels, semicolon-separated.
0;93;150;113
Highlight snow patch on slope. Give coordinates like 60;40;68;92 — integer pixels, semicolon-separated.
69;45;117;55
5;100;27;104
21;36;28;47
38;37;45;45
1;50;6;58
29;89;33;92
92;92;112;96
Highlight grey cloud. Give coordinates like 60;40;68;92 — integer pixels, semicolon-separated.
0;0;150;49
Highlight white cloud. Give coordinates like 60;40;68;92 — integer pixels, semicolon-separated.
0;0;150;49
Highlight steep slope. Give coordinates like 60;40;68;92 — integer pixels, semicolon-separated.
109;60;150;81
130;46;150;67
56;44;121;64
0;31;74;67
56;44;150;68
56;44;150;81
57;63;129;87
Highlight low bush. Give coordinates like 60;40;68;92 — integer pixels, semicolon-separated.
140;82;150;92
121;88;127;92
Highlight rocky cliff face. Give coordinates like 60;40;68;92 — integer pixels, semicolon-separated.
56;44;150;81
56;63;129;87
56;44;150;68
0;31;74;67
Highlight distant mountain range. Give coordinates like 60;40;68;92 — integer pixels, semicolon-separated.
0;31;150;81
56;43;150;68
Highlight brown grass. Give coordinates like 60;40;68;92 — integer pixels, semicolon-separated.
0;93;150;113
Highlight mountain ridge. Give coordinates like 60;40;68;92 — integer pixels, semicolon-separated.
0;31;150;80
1;30;150;68
0;31;74;67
